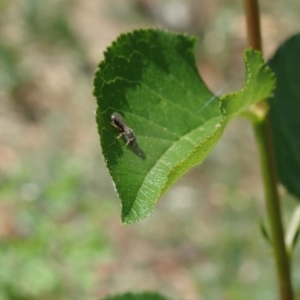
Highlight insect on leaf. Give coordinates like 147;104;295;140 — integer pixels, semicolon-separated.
93;29;275;224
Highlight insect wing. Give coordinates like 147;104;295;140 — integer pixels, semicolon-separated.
111;112;126;132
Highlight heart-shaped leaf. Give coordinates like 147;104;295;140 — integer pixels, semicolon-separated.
93;29;275;224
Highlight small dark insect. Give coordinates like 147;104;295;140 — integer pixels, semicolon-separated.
111;112;136;146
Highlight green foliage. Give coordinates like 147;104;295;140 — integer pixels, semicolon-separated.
269;33;300;200
285;206;300;255
0;43;22;91
101;292;169;300
93;29;275;224
0;0;88;110
0;157;113;300
24;0;80;49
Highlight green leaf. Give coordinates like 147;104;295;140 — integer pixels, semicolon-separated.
269;33;300;200
285;206;300;256
259;219;272;246
93;29;275;224
101;292;169;300
221;50;275;118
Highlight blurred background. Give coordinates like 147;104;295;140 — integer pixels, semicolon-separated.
1;0;300;299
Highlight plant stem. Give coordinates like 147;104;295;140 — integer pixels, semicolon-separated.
254;119;294;300
244;0;262;51
243;0;294;299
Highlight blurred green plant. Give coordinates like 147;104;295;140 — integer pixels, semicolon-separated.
0;155;114;300
0;0;90;121
23;0;83;52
